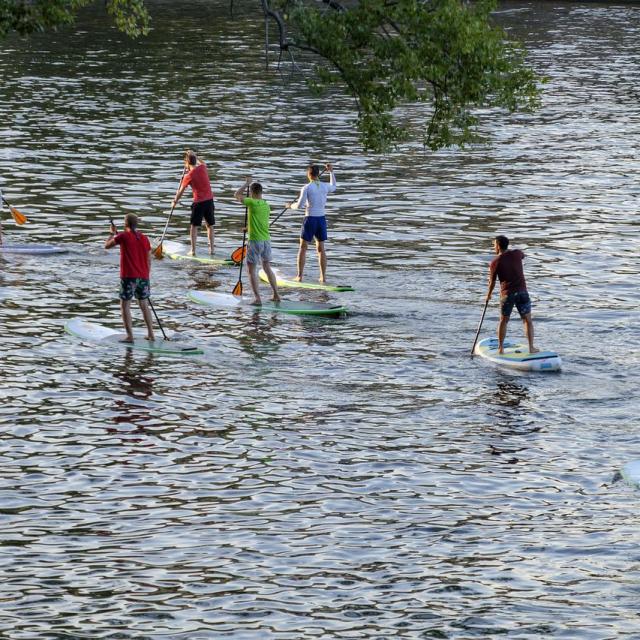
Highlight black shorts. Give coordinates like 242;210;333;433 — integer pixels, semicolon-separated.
190;199;215;227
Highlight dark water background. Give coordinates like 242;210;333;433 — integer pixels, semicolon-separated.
1;1;639;637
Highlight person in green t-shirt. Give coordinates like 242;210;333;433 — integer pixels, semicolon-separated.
234;178;280;305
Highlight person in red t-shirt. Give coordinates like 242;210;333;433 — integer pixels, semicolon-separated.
172;150;215;256
485;235;538;354
105;213;155;343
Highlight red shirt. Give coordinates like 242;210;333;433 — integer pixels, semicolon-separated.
181;163;213;203
114;230;151;279
489;249;527;296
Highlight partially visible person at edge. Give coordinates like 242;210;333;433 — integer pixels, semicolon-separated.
485;235;538;355
234;177;280;306
287;163;336;283
105;213;155;343
0;185;3;246
172;150;215;256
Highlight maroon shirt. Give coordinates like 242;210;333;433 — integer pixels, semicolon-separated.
489;249;527;296
114;230;151;279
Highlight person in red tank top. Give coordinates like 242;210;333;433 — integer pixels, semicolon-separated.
105;214;155;343
172;150;215;256
485;235;538;354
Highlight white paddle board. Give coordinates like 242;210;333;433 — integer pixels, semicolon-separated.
259;267;354;292
474;337;561;372
621;461;640;488
65;318;203;355
161;240;234;266
0;243;68;255
188;290;347;316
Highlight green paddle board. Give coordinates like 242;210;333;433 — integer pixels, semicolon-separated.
162;240;234;266
259;267;354;292
188;290;347;316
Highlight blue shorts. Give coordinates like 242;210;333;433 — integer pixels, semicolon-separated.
301;216;327;242
501;291;531;318
119;278;150;301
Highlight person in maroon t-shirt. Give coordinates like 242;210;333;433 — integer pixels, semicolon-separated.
172;150;215;256
105;213;155;343
485;235;538;354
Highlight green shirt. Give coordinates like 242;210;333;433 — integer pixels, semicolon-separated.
243;197;271;241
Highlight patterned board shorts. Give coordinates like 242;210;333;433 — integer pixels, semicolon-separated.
246;240;272;265
119;277;150;301
500;291;532;318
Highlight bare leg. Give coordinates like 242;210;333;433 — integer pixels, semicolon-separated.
296;239;308;281
139;298;156;341
522;313;538;353
262;261;280;302
247;262;262;305
120;299;134;342
189;224;198;256
316;240;327;283
497;316;509;354
206;224;215;254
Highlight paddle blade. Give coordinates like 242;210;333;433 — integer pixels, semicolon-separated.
232;281;243;296
230;245;246;264
10;207;27;225
153;243;164;259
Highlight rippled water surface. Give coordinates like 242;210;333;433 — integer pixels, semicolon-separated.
1;1;640;637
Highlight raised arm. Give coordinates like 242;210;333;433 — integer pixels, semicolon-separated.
104;221;117;249
234;176;252;203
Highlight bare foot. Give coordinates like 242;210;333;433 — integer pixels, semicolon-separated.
294;275;303;282
529;347;540;354
208;245;214;255
251;299;262;306
319;277;327;284
120;336;134;344
188;249;196;257
145;335;156;342
498;347;505;354
272;295;281;303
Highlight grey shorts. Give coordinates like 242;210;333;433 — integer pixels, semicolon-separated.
246;240;272;265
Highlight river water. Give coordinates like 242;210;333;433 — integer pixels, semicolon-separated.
0;1;639;637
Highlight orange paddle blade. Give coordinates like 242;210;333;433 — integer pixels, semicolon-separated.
10;207;27;225
232;281;243;296
153;243;164;259
231;245;246;264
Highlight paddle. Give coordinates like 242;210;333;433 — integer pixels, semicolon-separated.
231;186;249;296
2;196;28;225
153;166;187;259
470;298;490;357
147;298;168;341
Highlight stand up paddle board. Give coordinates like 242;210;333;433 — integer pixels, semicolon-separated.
0;243;68;255
620;460;640;488
161;240;234;266
474;337;561;372
65;318;203;355
259;267;354;292
188;290;347;317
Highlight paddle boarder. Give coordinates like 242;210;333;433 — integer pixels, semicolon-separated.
234;177;280;305
0;185;3;246
485;235;538;355
105;214;155;343
172;150;215;256
287;163;336;283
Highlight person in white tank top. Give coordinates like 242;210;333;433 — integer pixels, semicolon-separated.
287;163;336;282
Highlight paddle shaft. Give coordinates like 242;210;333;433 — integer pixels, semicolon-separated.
148;298;168;340
156;167;187;248
470;298;490;357
232;187;249;294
